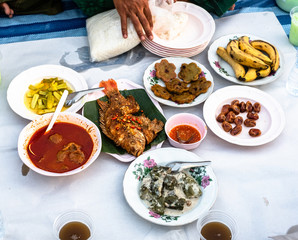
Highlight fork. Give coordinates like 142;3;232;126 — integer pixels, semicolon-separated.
64;87;104;107
165;160;211;172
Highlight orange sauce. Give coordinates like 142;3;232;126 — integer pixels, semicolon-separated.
27;122;93;173
169;125;201;144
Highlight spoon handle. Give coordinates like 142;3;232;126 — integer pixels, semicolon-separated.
45;90;69;134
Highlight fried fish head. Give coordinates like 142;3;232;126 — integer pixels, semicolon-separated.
155;59;177;82
178;62;202;83
165;78;189;94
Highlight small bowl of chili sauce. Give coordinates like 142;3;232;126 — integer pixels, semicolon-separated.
165;113;207;150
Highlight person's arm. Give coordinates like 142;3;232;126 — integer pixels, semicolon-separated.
113;0;153;41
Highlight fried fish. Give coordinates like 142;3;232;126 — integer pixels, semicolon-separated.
97;79;164;157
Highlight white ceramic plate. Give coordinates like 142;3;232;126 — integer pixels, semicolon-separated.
123;147;218;226
83;79;165;162
148;2;215;49
142;41;208;58
203;85;286;146
7;64;88;120
143;57;214;108
208;33;284;86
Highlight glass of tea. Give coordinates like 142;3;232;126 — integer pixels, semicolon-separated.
196;210;238;240
53;210;94;240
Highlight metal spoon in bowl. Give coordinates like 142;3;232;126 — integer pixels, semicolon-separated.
28;90;69;156
64;87;104;107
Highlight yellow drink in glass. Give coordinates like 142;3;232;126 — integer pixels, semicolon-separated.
290;7;298;46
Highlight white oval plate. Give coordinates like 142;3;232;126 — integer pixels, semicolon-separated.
143;57;214;108
7;64;88;120
207;33;284;86
123;147;218;226
203;85;286;146
148;2;215;49
83;78;165;162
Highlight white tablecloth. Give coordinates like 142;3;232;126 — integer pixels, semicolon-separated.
0;12;297;240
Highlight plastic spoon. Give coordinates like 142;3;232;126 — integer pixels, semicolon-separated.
44;90;69;134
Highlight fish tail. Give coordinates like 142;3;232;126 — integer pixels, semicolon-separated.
99;79;118;96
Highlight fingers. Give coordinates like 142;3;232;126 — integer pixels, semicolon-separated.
113;0;153;41
130;13;146;41
1;3;14;18
119;14;128;39
137;10;153;40
121;9;153;41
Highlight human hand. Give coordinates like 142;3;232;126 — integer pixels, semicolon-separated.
113;0;153;41
0;3;14;18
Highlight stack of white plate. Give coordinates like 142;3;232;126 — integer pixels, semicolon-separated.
142;2;215;58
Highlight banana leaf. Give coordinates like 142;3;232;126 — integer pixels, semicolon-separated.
83;89;167;155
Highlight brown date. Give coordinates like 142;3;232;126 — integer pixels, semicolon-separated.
231;100;240;106
230;125;242;136
234;116;243;125
244;119;256;127
221;104;231;115
222;121;232;132
230;104;240;115
249;128;261;137
246;101;253;112
253;102;261;113
239;101;246;113
216;113;226;123
226;111;236;123
247;112;259;120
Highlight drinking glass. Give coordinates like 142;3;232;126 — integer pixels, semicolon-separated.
289;6;298;46
197;210;238;240
53;210;94;240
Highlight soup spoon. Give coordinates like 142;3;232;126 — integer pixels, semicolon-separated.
28;90;68;156
45;90;69;134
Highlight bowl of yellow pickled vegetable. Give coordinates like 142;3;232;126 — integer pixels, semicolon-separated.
7;64;88;120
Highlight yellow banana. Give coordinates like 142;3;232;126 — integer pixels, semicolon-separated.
257;66;272;78
227;40;269;69
244;68;258;82
216;47;246;80
250;40;280;72
238;36;272;65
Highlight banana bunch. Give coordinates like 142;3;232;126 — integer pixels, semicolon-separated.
216;35;280;82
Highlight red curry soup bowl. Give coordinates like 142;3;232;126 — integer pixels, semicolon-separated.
165;113;207;150
18;112;102;176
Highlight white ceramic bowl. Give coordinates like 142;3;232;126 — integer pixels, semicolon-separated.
165;113;207;150
7;64;88;120
18;112;102;177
